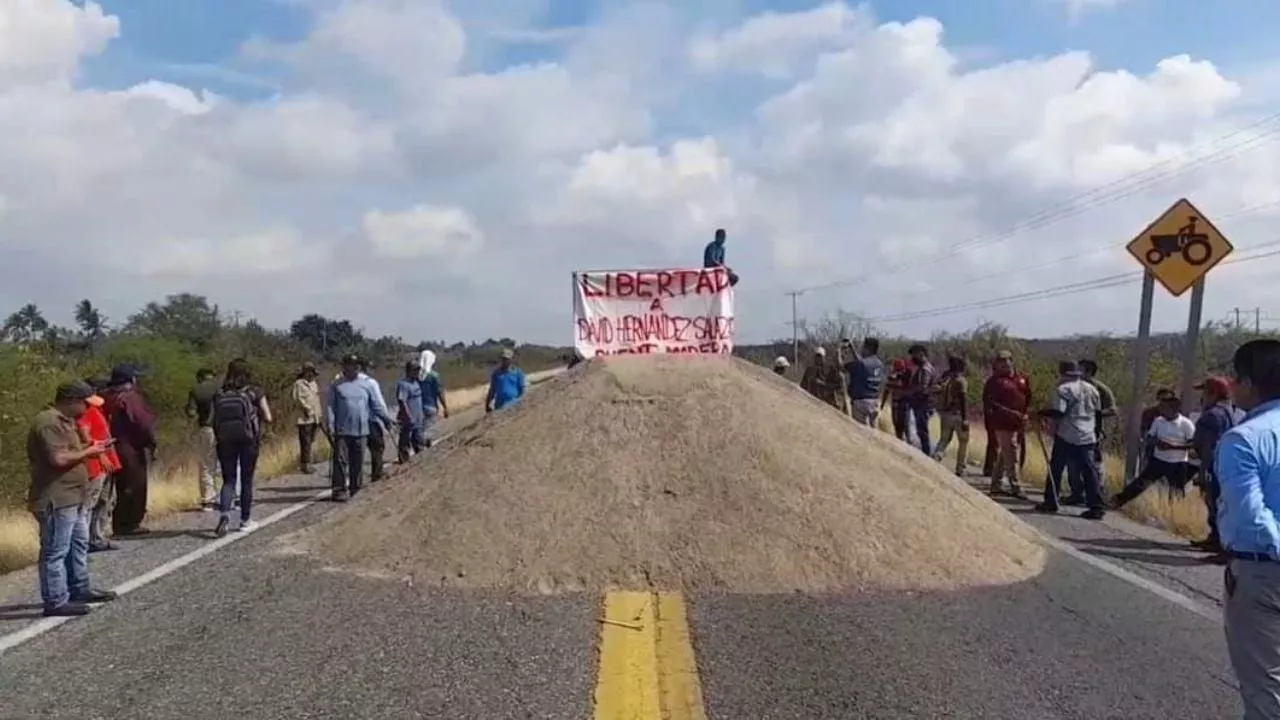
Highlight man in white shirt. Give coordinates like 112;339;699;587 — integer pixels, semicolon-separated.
1111;390;1196;508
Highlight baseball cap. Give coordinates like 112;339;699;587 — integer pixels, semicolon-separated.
1154;388;1177;402
773;356;790;368
994;350;1014;361
501;348;515;359
108;363;144;386
340;353;362;366
1194;376;1232;396
55;380;95;402
814;346;826;356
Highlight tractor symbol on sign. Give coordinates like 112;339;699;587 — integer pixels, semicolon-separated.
1145;216;1212;267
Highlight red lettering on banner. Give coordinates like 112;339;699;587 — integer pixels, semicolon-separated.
579;269;730;299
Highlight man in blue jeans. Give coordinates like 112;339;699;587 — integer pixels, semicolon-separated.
27;381;118;616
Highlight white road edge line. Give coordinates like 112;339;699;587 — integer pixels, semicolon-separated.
0;431;456;657
1034;529;1222;624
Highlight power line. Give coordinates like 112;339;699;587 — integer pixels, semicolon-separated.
865;244;1280;324
792;111;1280;295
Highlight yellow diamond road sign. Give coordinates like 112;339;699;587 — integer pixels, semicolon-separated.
1126;198;1234;297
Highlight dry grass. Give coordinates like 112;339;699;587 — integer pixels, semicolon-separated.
0;373;558;575
879;413;1209;539
293;356;1046;595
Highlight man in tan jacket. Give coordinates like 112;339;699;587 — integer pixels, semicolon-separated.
290;362;322;473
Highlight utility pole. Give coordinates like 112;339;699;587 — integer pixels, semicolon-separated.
1257;307;1262;334
785;290;803;365
1233;307;1242;331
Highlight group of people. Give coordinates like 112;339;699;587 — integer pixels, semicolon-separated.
24;348;529;618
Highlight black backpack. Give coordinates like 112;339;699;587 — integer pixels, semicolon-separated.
212;387;259;444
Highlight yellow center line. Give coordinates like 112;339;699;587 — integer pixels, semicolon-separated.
593;590;708;720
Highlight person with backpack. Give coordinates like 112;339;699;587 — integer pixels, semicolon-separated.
211;358;273;537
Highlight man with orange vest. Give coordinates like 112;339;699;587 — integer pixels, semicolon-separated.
80;377;122;552
982;350;1031;498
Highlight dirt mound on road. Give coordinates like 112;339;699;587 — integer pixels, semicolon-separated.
294;355;1045;594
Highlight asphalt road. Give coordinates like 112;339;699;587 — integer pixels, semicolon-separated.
0;409;1244;719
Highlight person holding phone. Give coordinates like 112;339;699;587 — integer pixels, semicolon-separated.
27;381;119;616
78;377;121;552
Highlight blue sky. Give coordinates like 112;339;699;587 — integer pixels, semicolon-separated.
83;0;1280;100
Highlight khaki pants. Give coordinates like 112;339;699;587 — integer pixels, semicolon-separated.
83;473;114;547
197;426;217;505
851;399;879;427
1226;559;1280;718
990;429;1022;491
934;411;969;472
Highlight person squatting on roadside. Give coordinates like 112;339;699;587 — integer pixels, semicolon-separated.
1111;390;1196;509
211;358;273;537
396;359;427;462
1216;339;1280;718
326;354;394;501
845;337;885;427
291;362;322;474
982;350;1030;499
932;355;969;475
102;364;157;537
79;378;121;553
185;367;220;509
27;381;119;616
1190;376;1239;557
1034;361;1106;520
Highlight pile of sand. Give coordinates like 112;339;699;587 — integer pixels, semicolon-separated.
290;355;1046;594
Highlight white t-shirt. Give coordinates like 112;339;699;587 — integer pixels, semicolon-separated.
1147;415;1196;464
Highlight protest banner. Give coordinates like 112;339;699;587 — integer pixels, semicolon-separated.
572;268;736;357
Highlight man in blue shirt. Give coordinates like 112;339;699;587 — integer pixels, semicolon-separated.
701;228;739;287
486;349;526;413
395;359;426;463
419;363;448;447
325;354;394;501
845;337;885;427
1190;376;1238;556
1217;338;1280;717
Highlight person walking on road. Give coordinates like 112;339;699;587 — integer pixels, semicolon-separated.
933;355;969;475
1111;390;1196;509
102;364;156;537
983;350;1030;499
79;378;121;553
1034;361;1106;519
27;381;118;616
845;337;885;427
326;355;394;501
1216;339;1280;718
419;353;448;447
1189;376;1238;556
185;368;221;510
906;344;937;456
211;359;273;537
396;359;427;462
359;359;392;483
486;348;527;413
290;362;322;473
702;228;740;287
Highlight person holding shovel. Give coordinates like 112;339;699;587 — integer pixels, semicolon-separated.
1034;360;1106;520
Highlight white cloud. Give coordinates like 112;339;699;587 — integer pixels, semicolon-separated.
0;0;1278;345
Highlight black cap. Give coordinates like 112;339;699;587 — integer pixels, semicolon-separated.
55;380;95;401
1058;360;1081;376
84;376;108;391
340;353;361;366
109;363;143;385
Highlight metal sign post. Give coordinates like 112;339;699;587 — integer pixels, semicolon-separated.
1122;198;1234;480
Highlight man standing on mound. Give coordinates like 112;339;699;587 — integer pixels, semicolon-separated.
801;346;843;411
845;337;885;427
326;355;394;502
486;348;527;413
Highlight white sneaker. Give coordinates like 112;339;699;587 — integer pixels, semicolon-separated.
235;520;259;533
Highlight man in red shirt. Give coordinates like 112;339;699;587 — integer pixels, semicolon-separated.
102;364;157;536
79;378;121;552
982;350;1031;499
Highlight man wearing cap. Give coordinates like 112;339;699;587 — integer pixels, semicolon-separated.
185;368;221;509
290;362;322;473
905;344;937;456
487;348;527;413
846;337;885;427
772;356;790;376
79;378;121;552
1112;389;1196;509
395;358;427;462
27;381;118;616
983;351;1032;499
1189;376;1240;555
101;364;157;536
325;354;395;501
1035;361;1106;519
